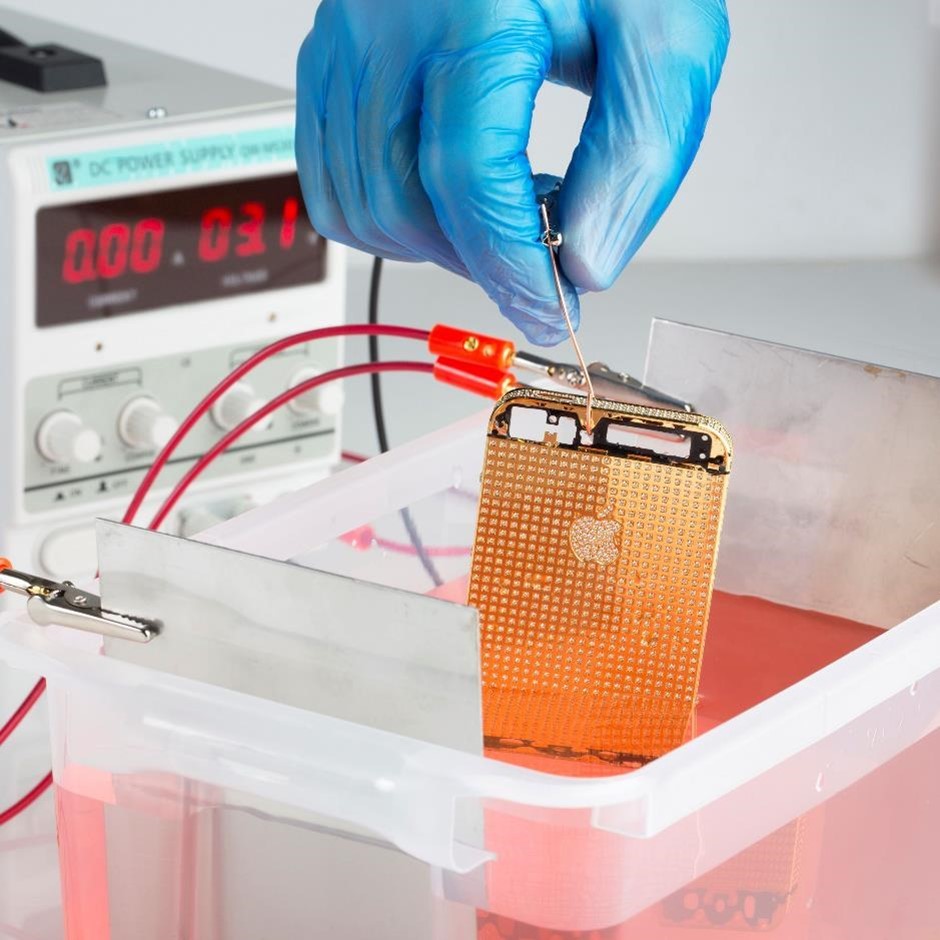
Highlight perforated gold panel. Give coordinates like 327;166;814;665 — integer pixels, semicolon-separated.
661;818;805;929
469;389;732;763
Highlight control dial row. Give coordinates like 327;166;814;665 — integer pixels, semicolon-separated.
209;372;343;430
36;399;179;465
36;374;342;465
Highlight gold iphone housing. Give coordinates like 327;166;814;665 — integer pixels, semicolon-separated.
469;388;733;765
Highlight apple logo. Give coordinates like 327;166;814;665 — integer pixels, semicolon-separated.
569;512;621;566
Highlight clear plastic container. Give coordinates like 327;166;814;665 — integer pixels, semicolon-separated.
1;324;939;939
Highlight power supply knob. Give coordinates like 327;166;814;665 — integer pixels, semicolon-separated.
118;397;179;451
36;411;102;465
211;383;273;433
288;368;345;417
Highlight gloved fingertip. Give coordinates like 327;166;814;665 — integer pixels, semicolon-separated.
427;251;472;281
514;318;571;348
502;295;580;348
558;236;622;293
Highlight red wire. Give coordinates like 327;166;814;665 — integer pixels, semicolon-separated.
339;454;470;558
0;679;46;748
0;683;50;827
0;773;53;827
147;362;435;532
373;536;471;558
122;324;429;527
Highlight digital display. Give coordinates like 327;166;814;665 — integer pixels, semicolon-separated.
36;174;327;327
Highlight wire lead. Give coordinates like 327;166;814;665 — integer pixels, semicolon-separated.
538;202;597;433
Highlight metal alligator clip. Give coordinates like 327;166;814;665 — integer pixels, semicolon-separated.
513;352;696;413
0;567;159;643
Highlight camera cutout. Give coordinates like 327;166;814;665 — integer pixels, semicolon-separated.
606;423;692;459
505;404;706;462
509;406;578;445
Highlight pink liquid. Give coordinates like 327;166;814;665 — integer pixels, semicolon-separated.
431;578;881;776
55;787;109;940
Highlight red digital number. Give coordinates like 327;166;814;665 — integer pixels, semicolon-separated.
96;223;131;279
235;202;266;257
62;228;97;284
63;218;165;285
280;197;299;250
130;218;165;274
198;206;233;262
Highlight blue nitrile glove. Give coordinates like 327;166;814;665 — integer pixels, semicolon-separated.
296;0;729;346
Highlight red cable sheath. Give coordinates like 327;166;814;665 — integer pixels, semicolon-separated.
122;324;429;527
339;454;470;557
373;536;471;559
147;361;435;532
0;773;53;827
0;663;48;832
0;679;46;748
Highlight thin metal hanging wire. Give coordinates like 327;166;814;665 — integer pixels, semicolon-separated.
539;201;597;433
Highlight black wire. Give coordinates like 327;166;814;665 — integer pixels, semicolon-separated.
368;258;392;453
0;28;25;47
367;256;444;587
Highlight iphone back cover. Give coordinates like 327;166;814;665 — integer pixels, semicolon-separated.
468;388;733;765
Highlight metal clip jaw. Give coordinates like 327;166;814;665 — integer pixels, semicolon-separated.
513;352;695;413
0;568;159;644
585;362;695;413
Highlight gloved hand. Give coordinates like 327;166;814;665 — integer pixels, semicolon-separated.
297;0;729;345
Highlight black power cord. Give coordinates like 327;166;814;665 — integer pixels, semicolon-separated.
367;257;444;587
367;258;393;454
0;28;25;47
